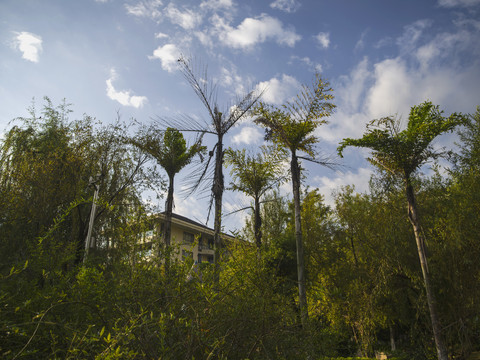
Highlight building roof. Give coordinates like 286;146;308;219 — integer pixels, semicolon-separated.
158;212;236;240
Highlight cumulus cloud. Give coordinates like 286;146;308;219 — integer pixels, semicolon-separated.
125;0;163;20
315;32;330;49
255;74;301;105
218;65;253;95
231;126;263;145
438;0;480;7
149;43;181;72
172;194;208;225
270;0;301;13
13;32;42;62
318;58;372;143
314;167;374;206
215;14;301;49
319;18;480;146
106;69;148;108
165;3;202;30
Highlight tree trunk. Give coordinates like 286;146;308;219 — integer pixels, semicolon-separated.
291;153;308;324
254;195;262;249
163;173;174;271
390;325;396;351
405;179;448;360
213;133;224;282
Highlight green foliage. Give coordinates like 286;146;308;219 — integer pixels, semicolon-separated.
254;73;335;157
2;97;480;359
225;145;286;199
129;126;205;180
338;101;465;177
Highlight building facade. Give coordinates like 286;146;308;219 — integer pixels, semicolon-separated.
138;213;234;264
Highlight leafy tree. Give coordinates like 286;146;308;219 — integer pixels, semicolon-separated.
338;101;465;360
0;97;158;269
253;73;335;322
224;145;286;248
455;106;480;172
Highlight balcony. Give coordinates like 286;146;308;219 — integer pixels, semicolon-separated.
198;243;214;252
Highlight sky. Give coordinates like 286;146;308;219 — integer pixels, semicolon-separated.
1;0;480;232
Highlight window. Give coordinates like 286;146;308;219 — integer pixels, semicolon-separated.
207;237;214;249
199;254;214;263
183;231;195;244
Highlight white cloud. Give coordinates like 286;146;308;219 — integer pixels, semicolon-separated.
366;58;414;118
106;69;148;108
314;167;374;206
165;3;202;30
231;126;263;145
396;19;432;54
318;58;372;143
216;14;301;49
255;74;301;105
155;32;169;39
319;19;480;146
218;66;250;95
200;0;234;10
13;32;42;62
354;30;368;52
289;56;323;72
438;0;480;7
270;0;301;13
149;43;181;72
315;32;330;49
195;31;213;48
172;194;209;225
125;0;163;20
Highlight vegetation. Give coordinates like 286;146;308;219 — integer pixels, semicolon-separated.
127;126;205;269
338;102;466;360
224;145;286;248
253;73;336;323
0;94;479;360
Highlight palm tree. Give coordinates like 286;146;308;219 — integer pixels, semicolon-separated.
224;146;286;248
338;101;465;360
157;56;262;279
253;73;336;323
129;126;205;264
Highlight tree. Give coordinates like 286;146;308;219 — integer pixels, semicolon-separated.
0;97;158;269
157;57;262;278
128;126;205;262
338;101;465;360
253;73;336;323
224;146;286;248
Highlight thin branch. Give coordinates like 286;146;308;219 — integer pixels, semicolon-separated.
224;205;254;217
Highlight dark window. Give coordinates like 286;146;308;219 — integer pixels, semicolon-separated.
183;231;195;244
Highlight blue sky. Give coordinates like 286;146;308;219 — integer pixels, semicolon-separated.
1;0;480;231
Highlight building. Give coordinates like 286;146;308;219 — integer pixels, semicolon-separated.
138;212;236;264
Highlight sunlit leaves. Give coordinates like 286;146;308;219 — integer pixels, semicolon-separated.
338;101;466;178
